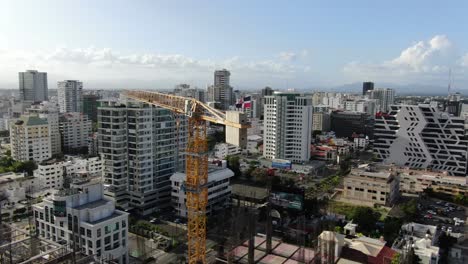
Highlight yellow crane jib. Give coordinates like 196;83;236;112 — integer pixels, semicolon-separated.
123;90;249;264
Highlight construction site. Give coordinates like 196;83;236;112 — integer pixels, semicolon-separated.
0;222;76;263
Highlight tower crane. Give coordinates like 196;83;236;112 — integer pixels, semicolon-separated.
124;90;249;264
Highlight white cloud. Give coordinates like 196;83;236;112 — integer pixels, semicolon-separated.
343;35;464;83
279;51;297;61
278;49;309;61
0;47;310;88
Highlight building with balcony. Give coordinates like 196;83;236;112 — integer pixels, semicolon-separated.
32;180;129;263
263;92;313;163
98;98;185;215
10;115;52;162
170;160;234;218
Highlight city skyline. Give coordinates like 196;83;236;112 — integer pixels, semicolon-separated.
1;1;468;92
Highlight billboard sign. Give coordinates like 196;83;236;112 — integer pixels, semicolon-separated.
272;159;292;169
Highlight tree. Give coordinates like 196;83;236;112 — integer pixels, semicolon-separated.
251;168;267;183
383;217;403;244
454;193;467;205
351;207;380;233
15;160;37;176
401;199;418;221
391;253;401;264
226;155;241;178
334;226;343;234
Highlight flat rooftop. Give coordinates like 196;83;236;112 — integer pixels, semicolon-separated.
349;169;392;180
74;199;109;210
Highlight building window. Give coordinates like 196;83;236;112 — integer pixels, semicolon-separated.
122;220;126;228
105;225;111;234
88;240;93;248
97;228;101;237
87;229;91;238
80;227;85;236
115;222;119;231
104;236;111;245
113;233;119;241
97;240;101;248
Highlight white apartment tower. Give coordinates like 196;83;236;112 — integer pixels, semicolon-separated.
370;88;395;113
59;112;92;153
10;115;52;162
374;104;468;176
58;80;83;113
98;99;184;215
33;180;129;263
28;102;62;155
263;92;313;163
19;70;48;102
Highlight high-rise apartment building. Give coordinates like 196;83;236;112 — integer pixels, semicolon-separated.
59;112;92;153
58;80;83;113
19;70;48;102
259;87;275;119
83;94;101;122
207;69;234;110
369;88;395;113
28;102;62;155
33;180;129;263
263;92;313;163
98;99;184;215
374;105;468;176
10;115;52;162
362;82;374;95
214;69;230;86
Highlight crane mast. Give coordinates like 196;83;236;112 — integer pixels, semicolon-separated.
124;90;248;264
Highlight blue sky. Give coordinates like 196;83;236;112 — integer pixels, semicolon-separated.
1;0;468;90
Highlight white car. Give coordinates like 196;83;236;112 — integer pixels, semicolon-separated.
447;227;453;232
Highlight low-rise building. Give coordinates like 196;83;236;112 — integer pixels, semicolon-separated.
34;156;104;190
33;180;129;263
398;168;467;197
318;231;396;264
0;172;41;205
245;134;262;154
170;160;234;218
393;222;440;264
213;143;241;159
343;168;399;206
311;145;337;163
34;159;64;190
353;137;369;151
